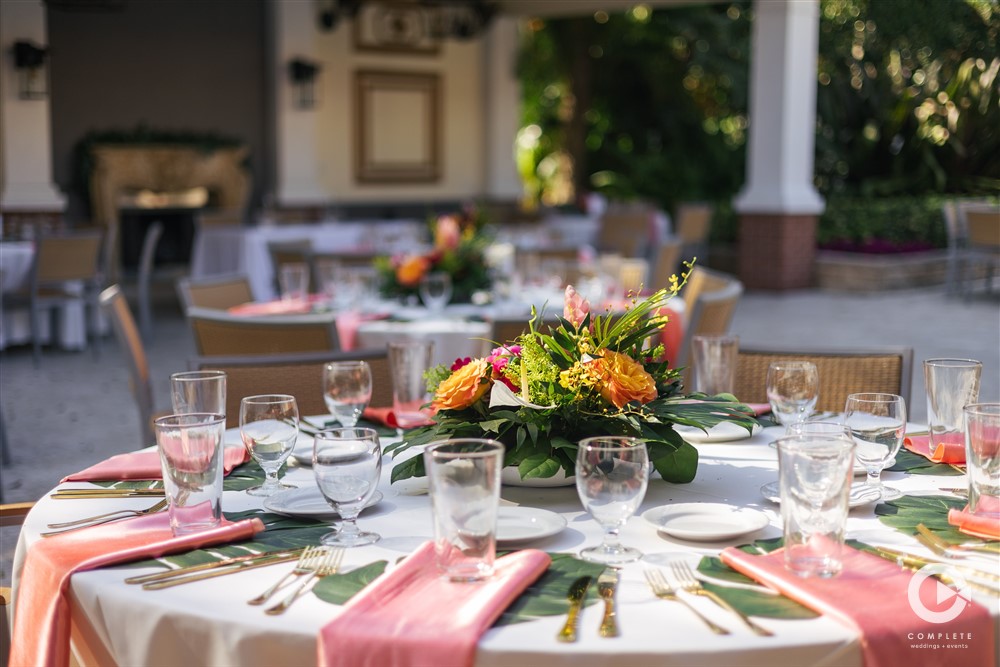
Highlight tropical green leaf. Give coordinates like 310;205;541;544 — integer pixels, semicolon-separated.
223;460;267;492
495;553;605;625
651;441;698;483
886;449;964;476
313;561;389;605
91;480;164;490
696;557;817;619
874;494;978;543
519;453;562;479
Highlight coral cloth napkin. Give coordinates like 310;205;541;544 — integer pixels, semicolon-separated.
228;297;318;316
61;446;249;482
903;433;966;465
334;311;389;351
948;496;1000;540
11;513;264;667
721;545;996;667
318;541;551;667
362;407;434;430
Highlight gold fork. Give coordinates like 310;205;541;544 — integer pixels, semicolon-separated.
41;499;169;536
670;561;774;637
643;569;730;635
916;523;1000;556
247;546;324;606
265;547;345;615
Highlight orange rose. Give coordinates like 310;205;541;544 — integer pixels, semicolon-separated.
589;349;657;408
396;255;430;286
434;358;492;410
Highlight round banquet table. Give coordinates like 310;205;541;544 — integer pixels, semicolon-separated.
12;423;996;667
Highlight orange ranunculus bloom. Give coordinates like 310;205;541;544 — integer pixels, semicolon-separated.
396;255;430;286
434;358;492;410
589;349;657;408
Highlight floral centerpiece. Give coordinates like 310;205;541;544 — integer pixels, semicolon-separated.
375;205;492;304
386;275;758;483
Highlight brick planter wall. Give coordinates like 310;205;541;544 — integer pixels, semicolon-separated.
814;250;949;291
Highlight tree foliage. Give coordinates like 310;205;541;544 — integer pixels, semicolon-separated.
517;0;999;216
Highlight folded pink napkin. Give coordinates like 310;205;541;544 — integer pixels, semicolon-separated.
61;446;249;482
745;403;772;417
948;496;1000;540
318;541;550;667
11;513;264;667
721;544;995;667
228;298;316;316
362;407;434;430
335;311;390;351
904;433;966;465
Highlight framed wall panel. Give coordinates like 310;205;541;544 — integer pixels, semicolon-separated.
354;70;441;184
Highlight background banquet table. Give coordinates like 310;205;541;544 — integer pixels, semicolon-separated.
13;422;993;667
0;241;88;351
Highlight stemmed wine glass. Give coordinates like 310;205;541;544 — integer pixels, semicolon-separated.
419;272;453;311
313;427;382;547
575;436;649;565
323;361;373;428
766;361;819;426
239;394;299;497
843;392;906;501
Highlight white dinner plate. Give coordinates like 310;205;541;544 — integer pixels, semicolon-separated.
642;503;770;542
496;507;567;543
759;480;882;508
290;434;316;466
674;422;761;444
767;442;895;476
264;487;383;518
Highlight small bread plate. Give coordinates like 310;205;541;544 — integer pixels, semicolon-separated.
264;487;383;518
291;434;316;466
759;480;881;508
674;422;761;444
642;503;770;542
496;507;567;543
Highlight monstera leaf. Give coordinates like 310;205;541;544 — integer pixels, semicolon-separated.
886;449;964;476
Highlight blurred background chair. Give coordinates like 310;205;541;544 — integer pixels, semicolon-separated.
176;273;254;312
674;271;743;370
961;207;1000;297
186;307;340;356
1;500;33;666
136;221;164;341
268;239;316;293
490;314;563;347
732;345;914;412
649;239;683;292
674;202;714;266
100;284;159;448
1;230;104;367
189;349;392;429
595;209;651;258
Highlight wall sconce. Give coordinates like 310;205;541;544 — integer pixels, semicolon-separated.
288;58;321;110
12;41;48;100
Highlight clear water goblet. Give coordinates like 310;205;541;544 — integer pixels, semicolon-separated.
575;436;649;565
239;394;299;497
844;392;906;501
323;360;373;428
766;361;819;426
313;427;382;547
419;272;453;311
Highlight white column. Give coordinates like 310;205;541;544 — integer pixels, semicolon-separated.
733;0;824;214
482;16;522;200
0;0;65;210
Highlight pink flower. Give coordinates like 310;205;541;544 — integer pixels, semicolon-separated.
450;357;473;371
434;216;461;251
563;285;591;328
487;345;521;390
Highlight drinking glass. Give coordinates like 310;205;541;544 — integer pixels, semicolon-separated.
239;394;299;497
575;436;649;565
924;358;982;452
692;334;739;396
766;361;819;426
388;341;435;431
419;272;453;311
784;420;852;439
170;370;227;415
843;392;906;501
313;427;382;547
154;413;226;536
964;403;1000;516
279;262;309;303
323;361;373;428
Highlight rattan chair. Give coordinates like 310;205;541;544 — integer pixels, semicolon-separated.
2;230;105;366
186;307;340;356
176;274;255;312
490;313;563;347
674;274;743;368
650;239;683;292
595;210;651;258
674;202;713;265
1;501;32;667
962;207;1000;297
189;349;392;429
99;284;158;448
732;345;914;412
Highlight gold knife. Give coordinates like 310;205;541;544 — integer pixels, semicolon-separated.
557;576;592;643
51;492;166;499
874;547;1000;593
125;548;307;585
142;553;304;590
597;569;620;638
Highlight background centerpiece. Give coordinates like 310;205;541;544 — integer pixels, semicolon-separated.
386;276;758;484
375;205;492;304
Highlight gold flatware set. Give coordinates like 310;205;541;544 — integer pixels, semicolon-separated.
42;499;168;536
126;548;310;590
50;488;165;500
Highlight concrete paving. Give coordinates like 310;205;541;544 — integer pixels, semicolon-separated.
1;284;998;585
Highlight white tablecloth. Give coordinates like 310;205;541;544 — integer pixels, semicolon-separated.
0;242;88;351
14;423;995;667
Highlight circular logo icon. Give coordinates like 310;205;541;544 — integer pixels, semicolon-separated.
907;564;971;624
